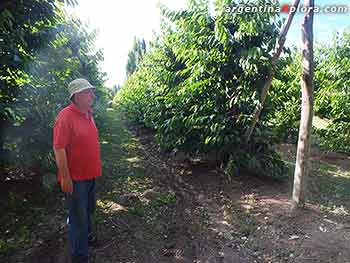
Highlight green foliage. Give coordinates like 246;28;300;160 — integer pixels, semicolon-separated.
314;31;350;120
316;121;350;154
268;51;301;142
224;145;286;178
313;30;350;153
0;187;60;255
1;0;63;168
267;29;350;153
152;193;176;208
0;0;63;144
126;37;146;77
0;1;108;171
116;0;286;177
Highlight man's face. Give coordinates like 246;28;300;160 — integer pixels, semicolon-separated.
75;88;95;108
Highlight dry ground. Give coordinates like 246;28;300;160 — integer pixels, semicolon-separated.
1;109;350;263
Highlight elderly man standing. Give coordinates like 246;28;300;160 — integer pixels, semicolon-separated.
53;79;102;263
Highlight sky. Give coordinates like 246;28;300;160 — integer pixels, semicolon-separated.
67;0;350;88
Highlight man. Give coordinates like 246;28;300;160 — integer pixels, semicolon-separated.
53;78;102;263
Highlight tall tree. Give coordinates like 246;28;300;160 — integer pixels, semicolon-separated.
116;0;286;177
292;0;315;208
126;37;146;77
0;1;106;173
0;0;64;164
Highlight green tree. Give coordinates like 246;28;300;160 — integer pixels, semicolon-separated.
0;0;65;163
267;28;350;153
0;1;107;173
126;37;146;77
116;0;286;176
313;29;350;153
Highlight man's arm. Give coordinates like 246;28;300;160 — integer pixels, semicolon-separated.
54;148;73;194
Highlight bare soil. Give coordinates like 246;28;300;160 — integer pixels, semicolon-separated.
2;112;350;263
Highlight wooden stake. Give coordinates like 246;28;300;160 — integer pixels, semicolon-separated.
245;0;301;143
292;0;315;208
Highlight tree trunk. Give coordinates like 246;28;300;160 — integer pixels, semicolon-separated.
245;0;301;143
292;0;315;209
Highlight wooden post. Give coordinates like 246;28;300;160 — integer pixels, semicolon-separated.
245;0;301;143
292;0;315;208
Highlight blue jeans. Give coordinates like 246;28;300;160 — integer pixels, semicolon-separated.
65;179;96;262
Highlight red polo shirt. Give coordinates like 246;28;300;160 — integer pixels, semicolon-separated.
53;103;102;181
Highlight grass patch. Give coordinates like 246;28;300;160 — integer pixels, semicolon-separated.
308;162;350;214
313;115;331;130
276;143;350;213
151;193;177;208
0;187;63;256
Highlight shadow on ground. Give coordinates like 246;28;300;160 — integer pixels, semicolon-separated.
2;109;350;263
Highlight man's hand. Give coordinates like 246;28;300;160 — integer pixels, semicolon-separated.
61;176;73;194
54;148;73;194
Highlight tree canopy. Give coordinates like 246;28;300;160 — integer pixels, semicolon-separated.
0;0;108;172
126;37;147;77
115;0;286;177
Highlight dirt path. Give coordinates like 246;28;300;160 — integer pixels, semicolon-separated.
2;109;350;263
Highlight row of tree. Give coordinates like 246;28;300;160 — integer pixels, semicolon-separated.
115;0;287;177
115;0;350;181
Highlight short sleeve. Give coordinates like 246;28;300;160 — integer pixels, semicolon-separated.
53;112;72;149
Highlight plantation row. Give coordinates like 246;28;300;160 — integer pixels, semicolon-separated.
1;0;349;176
115;0;350;177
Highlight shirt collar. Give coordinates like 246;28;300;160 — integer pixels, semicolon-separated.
69;103;93;117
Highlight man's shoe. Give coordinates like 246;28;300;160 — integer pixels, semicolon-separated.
71;255;88;263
